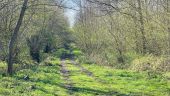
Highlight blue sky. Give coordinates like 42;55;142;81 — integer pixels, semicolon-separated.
64;0;78;27
65;9;76;27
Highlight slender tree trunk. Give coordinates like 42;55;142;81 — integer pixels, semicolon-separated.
167;0;170;55
108;14;124;63
7;0;28;75
137;0;147;54
168;28;170;55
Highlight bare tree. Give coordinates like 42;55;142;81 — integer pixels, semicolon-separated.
7;0;28;75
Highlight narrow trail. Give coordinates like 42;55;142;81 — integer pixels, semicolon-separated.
70;60;107;84
70;60;128;96
60;60;74;95
71;60;93;76
60;59;128;96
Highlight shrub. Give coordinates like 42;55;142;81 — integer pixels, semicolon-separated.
40;53;50;62
72;50;82;57
41;56;59;66
54;48;70;59
130;55;170;72
78;55;95;64
0;61;6;74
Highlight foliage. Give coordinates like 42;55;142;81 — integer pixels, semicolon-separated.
130;55;170;72
73;0;170;70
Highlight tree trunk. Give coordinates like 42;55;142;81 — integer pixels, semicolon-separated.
7;0;28;75
30;50;40;63
167;0;170;55
137;0;147;54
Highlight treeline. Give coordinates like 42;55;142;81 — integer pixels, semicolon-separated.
0;0;170;75
73;0;170;71
0;0;72;74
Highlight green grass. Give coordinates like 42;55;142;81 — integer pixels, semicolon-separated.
81;64;170;96
0;59;170;96
0;59;69;96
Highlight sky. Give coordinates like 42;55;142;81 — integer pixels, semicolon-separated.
65;9;76;27
64;0;78;27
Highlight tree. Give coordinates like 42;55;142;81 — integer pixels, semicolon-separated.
73;0;170;67
27;34;42;63
137;0;147;54
7;0;28;75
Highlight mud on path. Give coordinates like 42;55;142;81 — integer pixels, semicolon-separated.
60;60;74;95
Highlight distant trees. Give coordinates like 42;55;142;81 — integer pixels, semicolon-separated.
0;0;169;74
0;0;71;75
73;0;170;66
0;0;20;61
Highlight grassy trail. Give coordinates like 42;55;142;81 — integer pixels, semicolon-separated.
0;58;170;96
60;60;74;95
64;60;170;96
71;60;111;84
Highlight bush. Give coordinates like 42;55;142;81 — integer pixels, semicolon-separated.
78;55;95;64
0;61;6;74
40;53;50;62
41;56;59;66
72;50;82;57
130;55;170;72
54;48;70;59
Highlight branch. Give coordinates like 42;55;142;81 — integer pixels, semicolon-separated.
28;3;79;11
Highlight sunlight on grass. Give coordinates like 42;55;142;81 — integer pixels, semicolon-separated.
80;63;170;96
0;59;170;96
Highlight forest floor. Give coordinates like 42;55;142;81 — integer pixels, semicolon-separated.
0;58;170;96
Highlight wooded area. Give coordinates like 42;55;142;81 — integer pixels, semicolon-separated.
74;0;170;68
0;0;72;74
0;0;170;95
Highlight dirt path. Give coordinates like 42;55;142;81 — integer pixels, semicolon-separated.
60;59;128;96
60;60;74;95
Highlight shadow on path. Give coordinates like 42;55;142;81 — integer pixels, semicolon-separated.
70;86;128;96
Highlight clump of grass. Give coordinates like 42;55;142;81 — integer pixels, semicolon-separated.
0;61;6;74
130;55;170;78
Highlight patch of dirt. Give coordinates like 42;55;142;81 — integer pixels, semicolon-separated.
60;60;74;95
